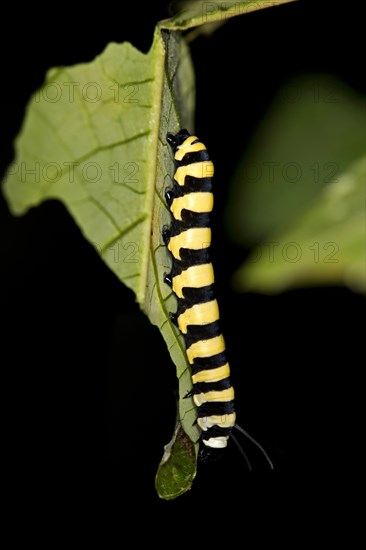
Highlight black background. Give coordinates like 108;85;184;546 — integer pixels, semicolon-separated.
1;0;364;540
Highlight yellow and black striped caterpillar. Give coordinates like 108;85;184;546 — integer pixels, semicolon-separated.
163;129;235;461
163;129;274;468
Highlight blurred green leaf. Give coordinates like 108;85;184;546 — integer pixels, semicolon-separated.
226;75;365;246
233;156;366;294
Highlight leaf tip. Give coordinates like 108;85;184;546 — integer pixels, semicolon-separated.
155;422;197;500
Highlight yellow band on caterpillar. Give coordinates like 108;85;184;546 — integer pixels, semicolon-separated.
177;300;219;334
172;263;214;299
193;387;235;406
170;192;213;221
174;161;214;185
186;334;225;364
168;227;211;261
191;363;230;384
177;135;197;149
197;413;236;430
175;139;206;161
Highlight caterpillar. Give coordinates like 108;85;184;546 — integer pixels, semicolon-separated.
163;129;274;468
163;128;235;461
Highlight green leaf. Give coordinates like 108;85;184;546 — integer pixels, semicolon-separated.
2;1;298;499
226;75;366;246
233;156;366;294
160;0;297;31
3;28;199;499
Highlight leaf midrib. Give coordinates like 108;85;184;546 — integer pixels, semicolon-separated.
137;31;166;305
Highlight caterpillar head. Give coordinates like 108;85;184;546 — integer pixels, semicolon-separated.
166;129;191;152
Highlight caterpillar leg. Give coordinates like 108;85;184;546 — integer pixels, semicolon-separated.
163;272;172;287
165;189;174;207
161;224;171;245
169;311;178;326
166;132;176;147
184;387;197;399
